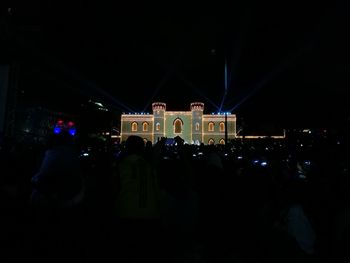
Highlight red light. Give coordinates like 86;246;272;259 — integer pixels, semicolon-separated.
57;120;64;125
68;121;75;127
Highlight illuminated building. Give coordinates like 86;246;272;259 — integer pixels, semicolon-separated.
121;102;237;145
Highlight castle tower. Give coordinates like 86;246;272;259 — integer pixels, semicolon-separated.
152;102;166;143
191;102;204;145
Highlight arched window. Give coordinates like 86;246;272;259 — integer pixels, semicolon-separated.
219;138;225;145
174;118;183;134
208;138;215;145
195;122;200;131
156;122;160;131
142;122;148;131
219;122;225;132
131;122;138;132
208;122;214;132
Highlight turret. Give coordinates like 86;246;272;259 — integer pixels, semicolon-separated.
191;102;204;144
152;102;166;143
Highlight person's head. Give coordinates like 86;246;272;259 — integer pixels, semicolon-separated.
145;140;152;150
47;130;74;148
125;135;144;155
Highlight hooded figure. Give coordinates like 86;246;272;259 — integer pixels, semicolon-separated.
31;131;84;209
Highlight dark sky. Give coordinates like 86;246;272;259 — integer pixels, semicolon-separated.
3;3;350;128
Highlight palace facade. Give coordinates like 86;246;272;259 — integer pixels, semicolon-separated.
120;102;236;145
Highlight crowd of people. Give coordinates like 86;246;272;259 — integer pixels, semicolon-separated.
1;129;350;262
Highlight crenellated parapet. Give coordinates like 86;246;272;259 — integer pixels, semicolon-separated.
152;102;166;111
190;102;204;111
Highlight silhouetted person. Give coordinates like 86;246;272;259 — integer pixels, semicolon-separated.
30;131;84;261
114;135;160;262
144;140;154;163
197;144;229;262
31;131;84;209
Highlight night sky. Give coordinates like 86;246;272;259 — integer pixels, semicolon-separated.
3;3;350;128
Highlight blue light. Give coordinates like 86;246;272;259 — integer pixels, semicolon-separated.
253;160;259;164
54;127;61;134
261;162;268;167
69;128;76;136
